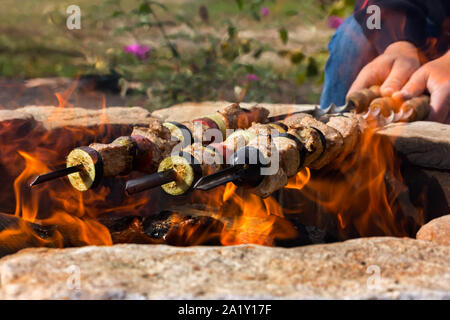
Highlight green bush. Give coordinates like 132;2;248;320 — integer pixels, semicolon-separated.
100;0;336;109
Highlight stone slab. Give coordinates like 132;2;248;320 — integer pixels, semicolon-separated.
417;215;450;246
16;106;154;130
151;101;316;122
377;121;450;170
0;237;449;300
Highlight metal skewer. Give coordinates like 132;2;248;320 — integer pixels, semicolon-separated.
316;100;356;117
29;165;83;187
125;169;177;195
267;101;355;123
193;166;243;191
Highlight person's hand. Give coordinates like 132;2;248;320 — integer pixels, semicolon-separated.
394;51;450;123
348;41;421;97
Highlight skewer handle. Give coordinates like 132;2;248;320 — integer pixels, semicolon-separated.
400;95;430;122
346;85;381;113
368;95;430;122
125;169;176;195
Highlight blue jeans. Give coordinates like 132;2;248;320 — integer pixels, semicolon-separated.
320;16;441;109
320;16;377;108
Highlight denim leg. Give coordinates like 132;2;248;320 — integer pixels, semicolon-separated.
320;16;378;109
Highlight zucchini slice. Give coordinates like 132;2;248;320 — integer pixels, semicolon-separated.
66;147;103;191
203;113;227;138
163;121;193;147
158;153;200;196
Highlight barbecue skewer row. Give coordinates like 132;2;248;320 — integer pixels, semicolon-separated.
125;110;332;197
28;86;399;191
192;113;346;197
365;95;430;123
322;85;429;124
167;103;269;145
30;104;270;191
126;87;430;197
194;93;432;198
125;121;293;196
318;85;381;116
335;84;430;123
248;94;431;198
246;113;360;198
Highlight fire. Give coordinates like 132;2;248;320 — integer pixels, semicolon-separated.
42;211;112;246
14;151;49;221
7;149;115;247
280;125;423;240
222;183;237;202
337;213;346;229
181;120;423;246
187;182;299;246
0;82;427;251
220;191;282;246
285;167;311;190
0;215;63;255
0;86;152;251
2;116;423;250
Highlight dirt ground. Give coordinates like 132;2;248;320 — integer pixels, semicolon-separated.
0;77;149;110
0;76;323;110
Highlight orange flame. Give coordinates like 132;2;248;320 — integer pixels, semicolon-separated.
0;80;427;250
2;119;423;249
0;85;152;251
177;122;423;245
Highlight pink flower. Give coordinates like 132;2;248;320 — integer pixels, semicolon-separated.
327;15;344;29
124;43;151;60
261;7;270;17
247;74;259;82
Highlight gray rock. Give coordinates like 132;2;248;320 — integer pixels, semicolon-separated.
0;109;36;137
16;106;154;130
151;101;316;122
376;121;450;170
417;215;450;246
0;109;34;122
421;169;450;208
0;237;449;300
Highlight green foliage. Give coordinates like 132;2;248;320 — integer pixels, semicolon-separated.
328;0;355;17
284;10;299;17
279;27;288;45
95;0;333;109
235;0;244;11
0;0;344;107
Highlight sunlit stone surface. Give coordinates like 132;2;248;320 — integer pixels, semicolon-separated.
0;237;449;300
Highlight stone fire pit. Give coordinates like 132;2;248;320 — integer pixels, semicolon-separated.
0;103;449;300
